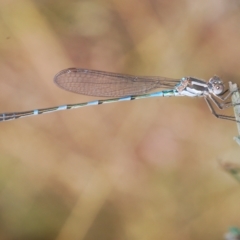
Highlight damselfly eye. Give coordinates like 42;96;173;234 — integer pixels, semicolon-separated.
208;76;224;95
213;84;224;95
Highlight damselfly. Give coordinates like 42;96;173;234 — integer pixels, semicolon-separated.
0;68;238;122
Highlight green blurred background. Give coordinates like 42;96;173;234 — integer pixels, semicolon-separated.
0;0;240;239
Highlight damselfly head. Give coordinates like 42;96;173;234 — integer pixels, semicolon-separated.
208;76;224;95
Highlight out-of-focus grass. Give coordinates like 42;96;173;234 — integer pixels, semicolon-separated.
0;0;240;239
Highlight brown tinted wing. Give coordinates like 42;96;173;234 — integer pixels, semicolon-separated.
54;68;180;97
